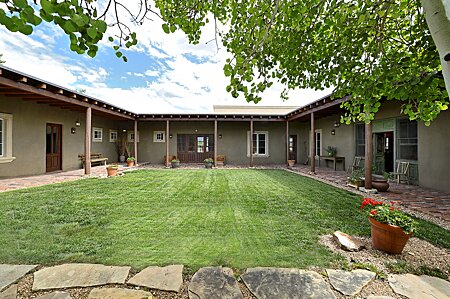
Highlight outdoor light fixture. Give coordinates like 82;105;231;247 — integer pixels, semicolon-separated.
122;129;127;132
219;134;222;139
169;134;173;139
71;127;76;134
194;129;198;133
334;121;340;128
331;129;336;135
75;120;81;127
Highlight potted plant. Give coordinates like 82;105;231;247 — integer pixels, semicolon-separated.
288;159;296;167
360;198;417;254
204;158;214;169
126;156;135;167
325;146;337;157
347;168;365;188
171;159;180;168
372;172;390;192
106;164;119;177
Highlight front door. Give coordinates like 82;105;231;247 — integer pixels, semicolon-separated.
177;134;214;163
46;123;62;172
373;131;394;174
288;135;297;161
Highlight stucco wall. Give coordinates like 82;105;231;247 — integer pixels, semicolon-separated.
0;96;120;177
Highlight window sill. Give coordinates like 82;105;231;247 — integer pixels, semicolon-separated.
247;154;270;158
0;157;16;163
92;140;103;143
153;140;165;143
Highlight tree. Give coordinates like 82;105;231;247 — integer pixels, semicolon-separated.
0;0;449;124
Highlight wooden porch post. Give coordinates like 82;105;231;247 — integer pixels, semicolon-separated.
214;120;218;166
286;120;289;166
250;120;254;167
134;120;138;165
364;122;373;189
310;112;315;173
84;106;92;175
166;120;170;167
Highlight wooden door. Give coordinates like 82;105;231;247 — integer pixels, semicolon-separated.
177;134;214;163
288;135;297;161
46;123;62;172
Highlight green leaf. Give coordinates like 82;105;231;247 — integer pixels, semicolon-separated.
108;36;114;42
96;20;107;34
87;27;97;39
13;0;27;9
18;24;32;35
87;49;96;58
116;51;123;58
162;23;170;34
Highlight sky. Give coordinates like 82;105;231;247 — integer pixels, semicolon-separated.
0;4;333;114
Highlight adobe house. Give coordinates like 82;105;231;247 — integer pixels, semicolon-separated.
1;65;449;193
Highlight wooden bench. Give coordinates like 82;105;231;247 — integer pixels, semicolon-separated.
216;155;226;166
79;153;108;168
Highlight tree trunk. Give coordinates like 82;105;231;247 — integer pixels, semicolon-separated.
422;0;450;100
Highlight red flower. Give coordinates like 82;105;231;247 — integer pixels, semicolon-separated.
390;206;394;211
370;210;377;215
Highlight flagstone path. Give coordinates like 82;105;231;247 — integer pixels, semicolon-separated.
1;263;449;299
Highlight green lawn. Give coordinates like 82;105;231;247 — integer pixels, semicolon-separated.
0;169;448;271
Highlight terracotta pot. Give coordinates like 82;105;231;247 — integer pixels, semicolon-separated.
372;179;390;192
127;160;135;167
171;161;180;168
205;162;213;169
369;217;412;254
288;159;295;167
106;167;118;177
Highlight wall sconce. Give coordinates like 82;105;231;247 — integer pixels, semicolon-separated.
218;134;222;139
334;121;340;128
75;120;81;127
331;129;336;135
122;129;127;133
194;129;198;133
71;127;76;134
169;134;173;139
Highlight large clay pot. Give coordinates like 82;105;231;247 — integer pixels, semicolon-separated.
106;167;118;177
288;159;295;167
205;162;213;169
372;179;390;192
127;160;135;167
119;155;126;162
369;217;412;254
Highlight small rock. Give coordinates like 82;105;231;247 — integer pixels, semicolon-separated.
389;274;450;299
241;267;336;299
0;264;37;291
32;264;131;290
326;269;376;296
189;267;243;299
0;284;17;299
36;291;72;299
128;264;183;292
333;231;365;252
88;288;151;299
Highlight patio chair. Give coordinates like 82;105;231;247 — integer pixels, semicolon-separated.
390;161;410;184
347;156;365;174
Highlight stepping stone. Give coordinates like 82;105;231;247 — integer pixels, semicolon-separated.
128;264;183;292
88;288;151;299
326;269;375;296
188;267;243;299
32;264;131;291
333;231;365;251
388;274;450;299
36;291;72;299
366;296;395;299
0;264;37;291
241;267;335;299
0;284;17;299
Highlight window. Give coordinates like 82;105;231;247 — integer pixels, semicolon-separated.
128;131;139;142
355;123;365;156
153;131;165;142
109;130;118;142
315;130;322;157
92;127;103;142
396;119;418;161
247;131;269;156
0;113;15;163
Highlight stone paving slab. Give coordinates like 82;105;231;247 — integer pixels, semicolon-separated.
241;267;336;299
0;264;37;291
0;284;17;299
128;264;183;292
188;267;243;299
326;269;375;296
36;291;72;299
333;231;365;252
87;288;152;299
32;264;131;291
388;274;450;299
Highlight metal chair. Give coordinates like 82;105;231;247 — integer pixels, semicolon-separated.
391;161;410;184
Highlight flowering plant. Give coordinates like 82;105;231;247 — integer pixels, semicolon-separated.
360;198;417;234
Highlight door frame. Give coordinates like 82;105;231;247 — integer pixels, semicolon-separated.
46;123;62;172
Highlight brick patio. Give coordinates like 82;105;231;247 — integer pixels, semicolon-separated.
291;165;450;226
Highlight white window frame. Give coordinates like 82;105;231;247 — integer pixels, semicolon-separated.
247;131;269;157
128;131;139;142
92;127;103;142
0;113;15;163
109;130;118;142
0;118;3;157
153;131;165;142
